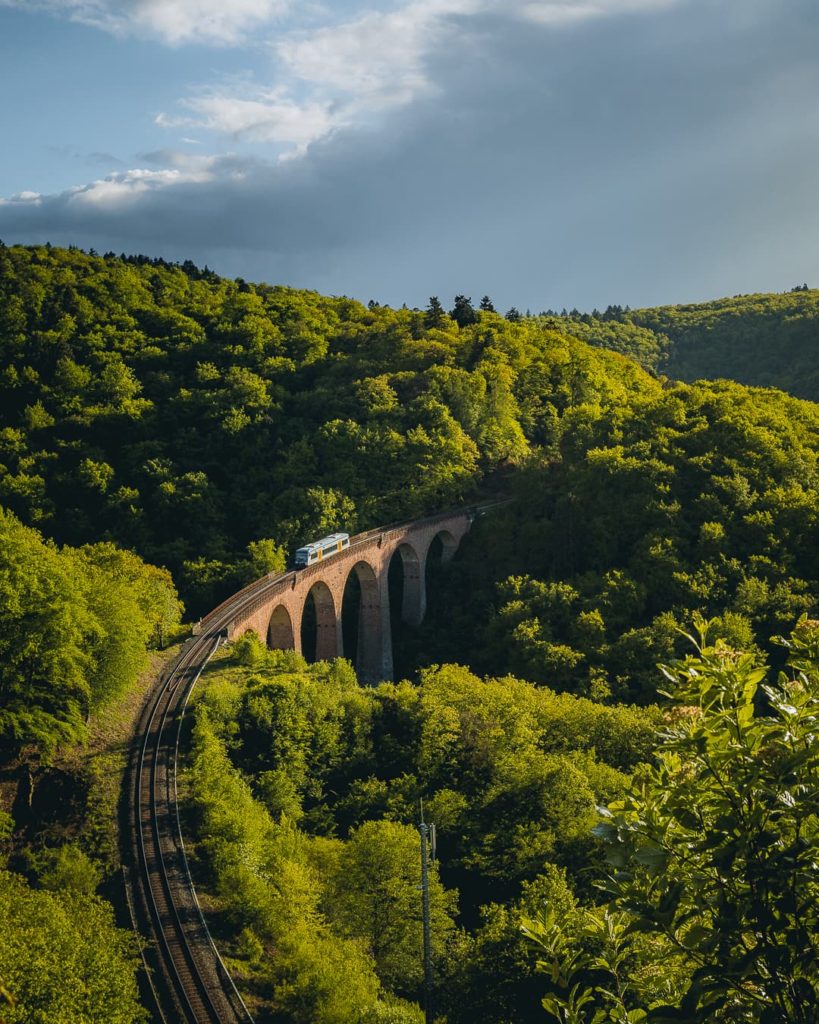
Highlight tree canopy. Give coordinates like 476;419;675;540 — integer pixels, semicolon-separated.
2;243;819;1022
549;287;819;400
0;869;145;1024
180;636;658;1022
523;617;819;1023
0;506;181;759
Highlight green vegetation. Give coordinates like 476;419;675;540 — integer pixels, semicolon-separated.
549;287;819;400
0;243;653;614
182;634;658;1022
2;244;819;1021
0;497;179;1024
0;506;181;759
524;616;819;1023
0;869;146;1024
405;378;819;700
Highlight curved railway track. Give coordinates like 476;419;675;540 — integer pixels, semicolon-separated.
124;505;503;1022
124;586;283;1024
125;540;393;1023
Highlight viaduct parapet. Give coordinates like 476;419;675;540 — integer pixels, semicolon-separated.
212;510;473;682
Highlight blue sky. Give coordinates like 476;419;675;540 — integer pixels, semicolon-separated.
1;0;818;312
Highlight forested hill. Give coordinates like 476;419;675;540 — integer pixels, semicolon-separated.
3;245;819;1023
556;286;819;400
0;243;655;614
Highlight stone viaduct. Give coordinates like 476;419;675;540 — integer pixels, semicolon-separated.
218;509;474;682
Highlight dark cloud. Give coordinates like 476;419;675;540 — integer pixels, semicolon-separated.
3;0;819;309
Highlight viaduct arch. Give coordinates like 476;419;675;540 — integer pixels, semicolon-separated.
223;510;473;682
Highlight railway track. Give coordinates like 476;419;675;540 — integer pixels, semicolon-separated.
125;597;274;1023
124;504;504;1022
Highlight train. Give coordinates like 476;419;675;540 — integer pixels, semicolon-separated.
294;532;350;567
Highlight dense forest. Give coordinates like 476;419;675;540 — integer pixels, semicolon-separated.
181;620;819;1024
1;244;819;1022
180;634;658;1023
553;285;819;400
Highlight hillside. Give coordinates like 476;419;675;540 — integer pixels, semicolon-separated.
554;286;819;399
0;243;655;614
3;245;819;1022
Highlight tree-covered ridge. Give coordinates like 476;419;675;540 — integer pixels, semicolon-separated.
182;634;658;1023
404;377;819;700
0;243;656;613
3;244;819;699
551;287;819;400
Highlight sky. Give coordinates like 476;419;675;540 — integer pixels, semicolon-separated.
0;0;817;312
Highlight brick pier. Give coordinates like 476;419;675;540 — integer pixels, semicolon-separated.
225;511;472;682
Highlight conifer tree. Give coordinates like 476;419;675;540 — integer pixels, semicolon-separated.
450;295;479;328
425;296;447;328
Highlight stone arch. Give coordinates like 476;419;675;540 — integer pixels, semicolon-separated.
392;541;426;626
432;528;459;563
267;604;295;651
301;580;339;662
342;560;385;683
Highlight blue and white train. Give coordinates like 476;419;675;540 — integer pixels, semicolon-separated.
294;532;350;568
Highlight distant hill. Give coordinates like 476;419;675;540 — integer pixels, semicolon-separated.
550;288;819;401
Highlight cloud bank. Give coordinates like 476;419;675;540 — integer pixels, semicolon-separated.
2;0;818;311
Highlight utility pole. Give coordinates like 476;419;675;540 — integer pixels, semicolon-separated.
419;802;436;1024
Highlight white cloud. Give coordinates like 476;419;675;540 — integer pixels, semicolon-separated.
2;0;682;47
277;0;479;101
155;0;483;155
152;0;686;155
157;89;340;150
42;164;216;209
0;0;290;45
5;0;686;162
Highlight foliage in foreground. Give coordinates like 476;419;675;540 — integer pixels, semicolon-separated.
524;617;819;1023
183;635;658;1023
0;869;146;1024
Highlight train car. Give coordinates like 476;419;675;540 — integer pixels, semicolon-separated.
294;532;350;568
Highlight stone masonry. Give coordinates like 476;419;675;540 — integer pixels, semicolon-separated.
223;511;472;682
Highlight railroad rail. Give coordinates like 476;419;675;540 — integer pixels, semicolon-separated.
124;582;288;1023
124;503;507;1022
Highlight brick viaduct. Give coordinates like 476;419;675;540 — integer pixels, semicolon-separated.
219;509;474;682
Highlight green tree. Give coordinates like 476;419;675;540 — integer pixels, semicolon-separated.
0;870;146;1024
450;295;479;328
424;296;447;328
327;819;458;995
243;537;287;582
36;843;102;894
524;616;819;1023
0;509;181;758
0;509;93;756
